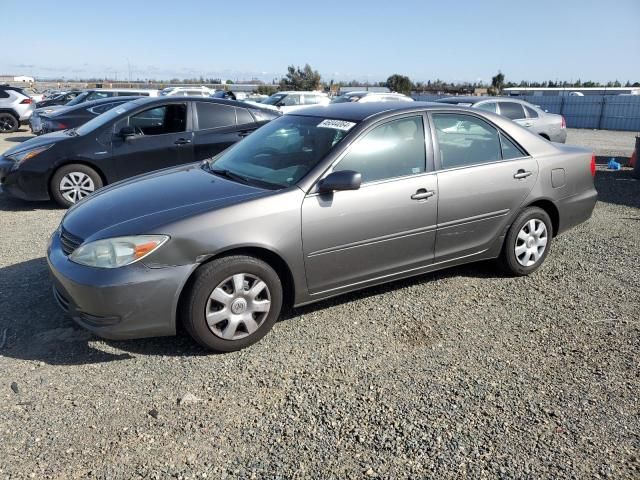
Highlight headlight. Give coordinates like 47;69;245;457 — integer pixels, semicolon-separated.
6;145;53;165
69;235;169;268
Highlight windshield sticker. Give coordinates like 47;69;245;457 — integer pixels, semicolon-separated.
317;119;356;131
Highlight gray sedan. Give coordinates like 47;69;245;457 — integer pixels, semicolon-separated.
47;102;597;352
436;96;567;143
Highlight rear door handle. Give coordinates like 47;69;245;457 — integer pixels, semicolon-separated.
523;122;533;127
411;189;435;200
174;138;191;145
514;169;532;179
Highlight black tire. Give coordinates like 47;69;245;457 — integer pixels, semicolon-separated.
0;112;19;133
50;164;103;208
183;255;283;352
499;207;553;276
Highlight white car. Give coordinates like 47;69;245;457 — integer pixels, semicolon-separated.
160;86;212;97
261;91;329;113
0;85;36;133
332;91;414;103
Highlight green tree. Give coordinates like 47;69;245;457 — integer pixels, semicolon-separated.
490;71;505;95
226;79;234;85
386;74;413;94
280;64;322;91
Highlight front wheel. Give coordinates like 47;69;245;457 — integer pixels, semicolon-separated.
183;255;283;352
499;207;552;276
50;164;103;208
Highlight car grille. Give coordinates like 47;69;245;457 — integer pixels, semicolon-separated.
59;227;83;256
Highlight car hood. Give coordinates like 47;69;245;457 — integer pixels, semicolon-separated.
62;163;270;241
1;130;69;157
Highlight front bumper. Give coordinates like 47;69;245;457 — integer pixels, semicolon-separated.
0;155;50;201
47;230;196;340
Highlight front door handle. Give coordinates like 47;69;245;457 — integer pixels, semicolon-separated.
174;138;192;145
523;122;533;127
238;130;253;138
411;189;435;200
514;169;532;179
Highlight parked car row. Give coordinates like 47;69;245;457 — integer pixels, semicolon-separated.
0;97;281;206
41;101;597;352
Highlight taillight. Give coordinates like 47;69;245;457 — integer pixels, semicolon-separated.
20;98;33;104
561;116;566;129
590;155;596;177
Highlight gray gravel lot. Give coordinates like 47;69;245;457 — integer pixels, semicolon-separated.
0;128;639;479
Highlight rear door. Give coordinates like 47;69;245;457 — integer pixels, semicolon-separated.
192;102;257;160
497;101;531;128
111;102;194;179
431;112;538;261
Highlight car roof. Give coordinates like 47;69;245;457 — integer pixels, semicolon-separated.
126;96;275;111
288;101;464;121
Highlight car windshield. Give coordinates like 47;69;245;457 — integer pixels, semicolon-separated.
65;92;88;106
262;93;287;106
205;115;356;189
76;101;137;135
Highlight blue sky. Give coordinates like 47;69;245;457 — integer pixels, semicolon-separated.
2;0;639;83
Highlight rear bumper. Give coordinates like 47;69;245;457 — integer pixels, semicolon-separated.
47;231;196;340
556;187;597;235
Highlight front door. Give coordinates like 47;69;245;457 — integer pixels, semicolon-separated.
301;115;438;295
111;103;193;180
431;112;539;261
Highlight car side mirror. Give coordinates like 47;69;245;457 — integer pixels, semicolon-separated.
119;126;136;140
318;170;362;193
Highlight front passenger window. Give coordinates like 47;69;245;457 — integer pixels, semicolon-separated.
334;116;426;183
129;104;187;135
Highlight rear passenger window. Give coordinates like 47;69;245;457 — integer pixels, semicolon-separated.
525;105;539;118
476;102;497;113
0;91;9;99
433;114;502;169
235;108;254;125
335;116;425;183
500;132;525;159
196;102;236;130
498;102;525;120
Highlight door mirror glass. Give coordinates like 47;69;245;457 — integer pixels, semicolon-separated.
318;170;362;193
119;125;136;139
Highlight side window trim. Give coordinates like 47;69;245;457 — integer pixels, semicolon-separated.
317;112;433;190
428;111;530;172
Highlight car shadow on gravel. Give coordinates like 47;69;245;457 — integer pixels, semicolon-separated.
594;168;640;209
5;136;34;143
0;256;502;364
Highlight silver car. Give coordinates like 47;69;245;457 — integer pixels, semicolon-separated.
47;102;596;352
437;96;567;143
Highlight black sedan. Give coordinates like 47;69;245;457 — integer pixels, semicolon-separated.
35;90;84;108
0;97;280;207
34;96;141;135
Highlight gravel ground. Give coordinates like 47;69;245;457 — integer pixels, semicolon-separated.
0;130;639;479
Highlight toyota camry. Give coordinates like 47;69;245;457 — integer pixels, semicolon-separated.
47;102;597;352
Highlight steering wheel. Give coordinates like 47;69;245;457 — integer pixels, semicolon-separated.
253;147;280;158
134;125;145;136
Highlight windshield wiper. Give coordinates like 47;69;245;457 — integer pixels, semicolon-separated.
209;167;252;186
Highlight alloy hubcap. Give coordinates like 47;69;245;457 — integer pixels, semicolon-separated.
59;172;95;204
515;219;548;267
0;115;17;132
205;273;271;340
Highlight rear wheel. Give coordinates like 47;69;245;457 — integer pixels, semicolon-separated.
0;113;19;133
182;255;283;352
50;164;103;207
500;207;552;276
